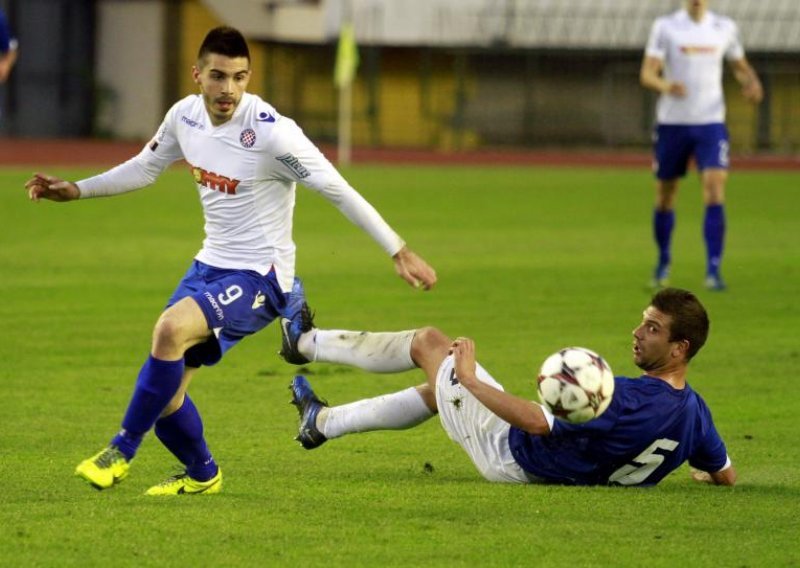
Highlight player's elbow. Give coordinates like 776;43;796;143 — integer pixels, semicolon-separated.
520;408;551;436
710;465;737;486
527;422;551;437
639;61;657;87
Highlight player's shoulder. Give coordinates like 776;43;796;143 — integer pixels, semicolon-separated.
613;375;632;389
173;94;203;112
238;93;283;127
656;9;687;28
163;94;206;124
614;375;688;401
706;11;738;32
682;381;712;411
679;382;722;442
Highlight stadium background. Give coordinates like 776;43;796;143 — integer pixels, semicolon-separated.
2;2;799;565
1;0;799;158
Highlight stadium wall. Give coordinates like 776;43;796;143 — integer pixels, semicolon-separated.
3;0;797;156
162;1;800;154
94;1;166;140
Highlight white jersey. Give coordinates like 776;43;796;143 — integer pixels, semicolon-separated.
645;9;745;125
76;93;405;292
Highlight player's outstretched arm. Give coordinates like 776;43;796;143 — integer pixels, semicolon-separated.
25;172;80;202
451;337;550;436
393;246;437;291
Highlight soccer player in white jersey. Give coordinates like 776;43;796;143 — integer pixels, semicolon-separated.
286;288;736;487
25;27;436;495
640;0;762;291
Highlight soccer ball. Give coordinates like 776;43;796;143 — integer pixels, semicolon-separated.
537;347;615;424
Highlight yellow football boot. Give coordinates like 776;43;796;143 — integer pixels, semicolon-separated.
75;446;130;490
144;468;222;496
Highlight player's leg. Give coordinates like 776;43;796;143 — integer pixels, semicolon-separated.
651;125;691;288
653;178;679;287
291;378;434;449
280;290;418;373
111;297;211;458
145;266;284;494
279;278;418;373
289;327;450;448
145;368;221;495
695;124;730;290
75;297;212;490
305;328;418;372
700;168;727;289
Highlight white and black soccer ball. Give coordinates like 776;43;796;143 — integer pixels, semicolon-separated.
537;347;615;424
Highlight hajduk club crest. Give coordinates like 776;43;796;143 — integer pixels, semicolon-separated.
240;128;256;148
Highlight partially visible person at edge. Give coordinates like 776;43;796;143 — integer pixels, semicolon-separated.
25;26;436;495
640;0;763;291
284;287;735;487
0;7;18;84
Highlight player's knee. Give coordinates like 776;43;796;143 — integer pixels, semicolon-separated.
411;326;451;364
656;181;678;209
703;182;726;205
151;313;186;353
702;171;727;198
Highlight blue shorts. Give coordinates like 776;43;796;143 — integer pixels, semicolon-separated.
166;260;286;367
653;123;730;180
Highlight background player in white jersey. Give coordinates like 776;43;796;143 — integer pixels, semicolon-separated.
286;288;735;487
640;0;762;291
25;27;436;495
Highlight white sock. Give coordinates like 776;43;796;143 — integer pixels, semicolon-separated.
300;329;416;373
319;387;434;439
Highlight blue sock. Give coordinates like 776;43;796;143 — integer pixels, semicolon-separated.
704;204;725;276
653;209;675;269
154;395;218;482
111;355;184;461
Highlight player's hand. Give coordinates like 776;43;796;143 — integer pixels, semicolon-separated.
450;337;477;386
666;81;687;98
25;172;80;202
393;246;437;291
690;467;713;484
742;80;763;104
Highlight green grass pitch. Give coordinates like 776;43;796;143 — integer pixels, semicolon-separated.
1;163;797;566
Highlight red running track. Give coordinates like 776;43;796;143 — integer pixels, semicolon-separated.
1;138;798;170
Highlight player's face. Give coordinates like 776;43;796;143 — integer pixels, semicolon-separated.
193;54;251;126
684;0;708;17
631;306;682;372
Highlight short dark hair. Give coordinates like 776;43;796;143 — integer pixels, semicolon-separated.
650;288;709;361
198;26;250;64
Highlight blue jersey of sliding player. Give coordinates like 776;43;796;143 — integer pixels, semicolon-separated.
508;376;730;486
